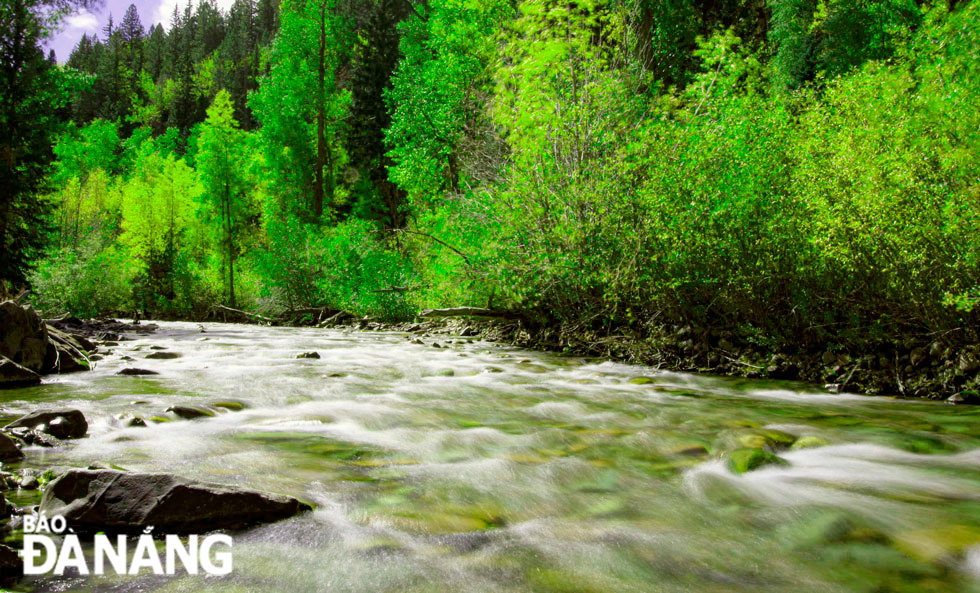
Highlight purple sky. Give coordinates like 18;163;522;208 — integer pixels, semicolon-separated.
45;0;236;63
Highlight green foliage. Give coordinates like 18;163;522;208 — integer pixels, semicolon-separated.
30;241;137;317
0;0;89;285
386;0;512;206
251;0;350;222
18;0;980;365
197;89;256;307
119;140;204;310
315;220;415;321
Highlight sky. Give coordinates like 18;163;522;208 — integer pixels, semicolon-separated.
45;0;236;63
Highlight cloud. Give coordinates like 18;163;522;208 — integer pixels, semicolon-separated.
64;9;98;31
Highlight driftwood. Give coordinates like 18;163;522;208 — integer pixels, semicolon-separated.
210;305;275;324
419;307;520;319
278;306;341;326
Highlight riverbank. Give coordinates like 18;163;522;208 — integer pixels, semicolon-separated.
312;314;979;404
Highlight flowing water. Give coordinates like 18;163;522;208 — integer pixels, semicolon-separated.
2;321;980;593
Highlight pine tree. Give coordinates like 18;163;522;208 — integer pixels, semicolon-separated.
345;0;411;229
0;0;91;285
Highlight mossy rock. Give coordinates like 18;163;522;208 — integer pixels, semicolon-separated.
434;369;455;377
628;377;655;385
166;405;216;420
211;401;247;411
791;436;830;450
727;448;787;474
736;429;796;450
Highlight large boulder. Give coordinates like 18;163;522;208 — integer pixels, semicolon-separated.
40;469;312;533
0;300;47;372
5;409;88;439
0;356;40;388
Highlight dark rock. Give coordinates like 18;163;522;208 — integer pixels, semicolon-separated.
149;345;167;350
0;300;47;372
117;368;159;376
821;351;836;366
50;342;89;373
6;409;87;439
0;432;23;461
19;475;39;489
166;406;215;420
958;352;980;373
40;469;312;533
145;351;181;359
0;356;40;388
296;351;321;359
0;543;22;581
113;413;146;427
7;427;62;447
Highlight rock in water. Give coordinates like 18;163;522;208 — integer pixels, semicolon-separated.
5;409;88;439
296;351;321;359
0;433;23;461
117;368;159;376
40;469;312;533
0;356;40;388
166;405;215;420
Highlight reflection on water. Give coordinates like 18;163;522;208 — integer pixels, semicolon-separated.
2;321;978;592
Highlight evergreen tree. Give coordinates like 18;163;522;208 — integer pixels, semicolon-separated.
0;0;92;285
345;0;411;229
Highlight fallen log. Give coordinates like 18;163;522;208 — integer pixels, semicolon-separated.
318;310;354;327
419;307;521;319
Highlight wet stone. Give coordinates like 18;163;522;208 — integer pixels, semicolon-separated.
117;368;159;376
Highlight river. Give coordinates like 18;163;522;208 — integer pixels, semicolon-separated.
3;321;979;592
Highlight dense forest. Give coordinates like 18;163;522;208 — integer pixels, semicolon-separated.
2;0;979;393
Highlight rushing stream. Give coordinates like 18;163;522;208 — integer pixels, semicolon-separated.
2;321;980;593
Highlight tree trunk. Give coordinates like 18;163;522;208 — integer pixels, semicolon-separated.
224;182;236;308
